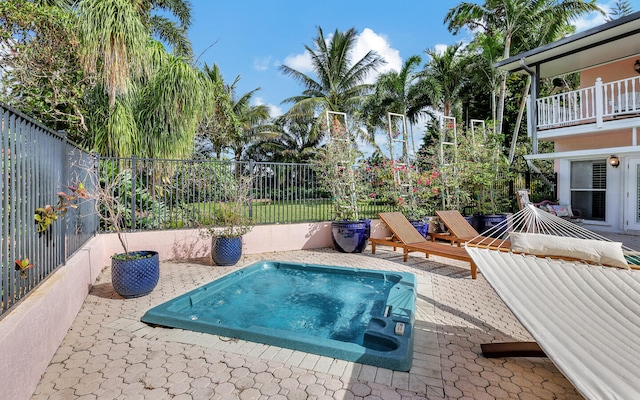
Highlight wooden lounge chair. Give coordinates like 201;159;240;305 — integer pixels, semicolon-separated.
369;212;477;279
429;210;481;245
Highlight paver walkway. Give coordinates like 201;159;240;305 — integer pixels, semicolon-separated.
32;248;582;399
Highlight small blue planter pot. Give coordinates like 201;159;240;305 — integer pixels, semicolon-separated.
331;219;371;253
111;251;159;298
410;220;429;238
212;237;243;266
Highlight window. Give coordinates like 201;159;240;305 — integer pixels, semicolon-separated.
570;160;606;221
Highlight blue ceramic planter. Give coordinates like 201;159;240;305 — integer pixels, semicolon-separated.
410;220;429;238
331;219;371;253
111;251;159;298
480;214;508;237
212;237;243;266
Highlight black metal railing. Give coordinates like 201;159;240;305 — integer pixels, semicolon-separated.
95;157;391;231
1;102;97;315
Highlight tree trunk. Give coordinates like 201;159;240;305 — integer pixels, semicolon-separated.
508;77;531;164
496;35;512;136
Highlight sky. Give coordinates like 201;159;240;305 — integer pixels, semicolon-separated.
185;0;638;154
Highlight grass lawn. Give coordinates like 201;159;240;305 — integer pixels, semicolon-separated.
187;199;388;225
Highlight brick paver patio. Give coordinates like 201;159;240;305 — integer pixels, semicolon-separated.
32;247;583;399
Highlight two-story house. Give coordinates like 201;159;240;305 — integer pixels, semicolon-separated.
496;11;640;233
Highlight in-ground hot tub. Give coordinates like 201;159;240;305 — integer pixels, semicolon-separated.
141;260;416;371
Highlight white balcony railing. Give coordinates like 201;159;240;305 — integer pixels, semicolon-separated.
536;76;640;130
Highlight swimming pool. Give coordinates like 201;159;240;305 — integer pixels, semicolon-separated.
141;260;416;371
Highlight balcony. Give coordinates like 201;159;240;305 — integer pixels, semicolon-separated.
535;76;640;132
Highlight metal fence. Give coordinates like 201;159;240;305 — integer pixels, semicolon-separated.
95;156;558;232
96;157;390;231
1;103;97;315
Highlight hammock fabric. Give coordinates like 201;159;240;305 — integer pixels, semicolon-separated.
465;205;640;399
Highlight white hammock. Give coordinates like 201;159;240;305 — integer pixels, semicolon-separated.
468;204;640;265
465;205;640;399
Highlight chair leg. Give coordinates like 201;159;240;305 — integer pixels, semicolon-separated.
471;261;477;279
403;249;408;262
371;242;376;254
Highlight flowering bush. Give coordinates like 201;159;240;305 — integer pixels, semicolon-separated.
428;125;511;214
364;159;439;220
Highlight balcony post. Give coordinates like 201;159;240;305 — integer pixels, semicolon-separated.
595;77;603;128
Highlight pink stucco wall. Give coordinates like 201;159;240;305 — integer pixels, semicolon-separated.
0;236;107;400
0;220;391;400
101;220;391;261
580;56;639;88
554;129;632;152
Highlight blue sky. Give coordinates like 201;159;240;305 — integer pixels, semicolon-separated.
185;1;636;157
188;1;480;115
187;1;630;117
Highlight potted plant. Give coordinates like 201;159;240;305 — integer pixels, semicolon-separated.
90;167;161;298
430;124;510;234
316;111;370;253
33;159;161;299
200;175;253;265
463;130;511;234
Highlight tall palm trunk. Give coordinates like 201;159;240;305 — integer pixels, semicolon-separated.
508;77;531;163
496;35;512;136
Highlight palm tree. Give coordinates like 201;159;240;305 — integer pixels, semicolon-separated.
198;63;239;159
78;0;149;107
445;0;602;135
364;55;431;130
88;44;210;159
280;26;385;126
197;63;271;160
363;55;436;160
229;90;271;161
79;0;208;158
134;0;193;57
246;113;322;163
419;43;469;118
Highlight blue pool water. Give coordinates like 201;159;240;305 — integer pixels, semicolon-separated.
141;261;416;371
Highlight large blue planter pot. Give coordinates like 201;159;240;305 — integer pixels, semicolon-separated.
479;214;508;238
469;215;483;232
410;220;429;238
111;251;159;298
331;219;371;253
212;237;243;266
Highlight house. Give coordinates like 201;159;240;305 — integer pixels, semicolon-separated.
496;11;640;233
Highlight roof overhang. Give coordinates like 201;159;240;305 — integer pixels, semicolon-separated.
495;11;640;78
524;145;640;161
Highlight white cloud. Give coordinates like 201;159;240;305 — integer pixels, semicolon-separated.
253;97;283;118
352;28;402;83
570;1;626;34
283;52;314;73
572;10;608;33
433;44;449;56
281;28;402;84
253;56;272;71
